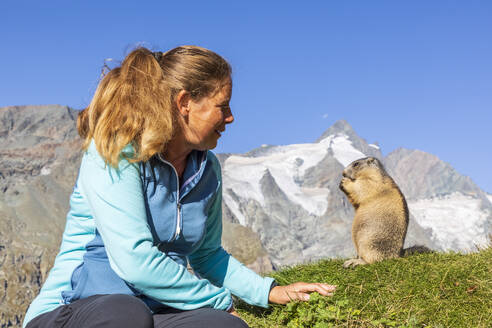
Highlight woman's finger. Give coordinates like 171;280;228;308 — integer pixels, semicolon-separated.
316;283;337;295
295;282;326;292
269;282;337;304
286;290;310;301
299;293;310;301
294;282;337;296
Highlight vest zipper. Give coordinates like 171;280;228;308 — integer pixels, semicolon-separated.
157;154;181;242
175;202;181;240
156;152;207;242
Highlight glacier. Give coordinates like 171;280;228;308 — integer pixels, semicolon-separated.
223;133;367;220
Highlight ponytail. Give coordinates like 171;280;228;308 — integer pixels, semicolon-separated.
78;48;174;166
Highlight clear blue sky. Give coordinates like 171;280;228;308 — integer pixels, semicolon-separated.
1;1;491;193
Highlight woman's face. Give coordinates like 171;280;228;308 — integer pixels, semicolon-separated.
183;80;234;150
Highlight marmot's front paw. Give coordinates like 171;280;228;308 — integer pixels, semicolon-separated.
343;258;367;268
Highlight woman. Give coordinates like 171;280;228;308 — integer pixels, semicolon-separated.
23;46;336;328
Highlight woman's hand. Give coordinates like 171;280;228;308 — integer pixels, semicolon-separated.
268;282;336;304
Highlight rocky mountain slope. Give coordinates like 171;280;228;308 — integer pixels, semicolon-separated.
1;106;490;326
0;105;82;327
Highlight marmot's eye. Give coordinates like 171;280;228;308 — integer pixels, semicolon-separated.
353;162;359;167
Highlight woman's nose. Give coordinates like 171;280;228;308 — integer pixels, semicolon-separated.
225;113;234;124
224;108;234;124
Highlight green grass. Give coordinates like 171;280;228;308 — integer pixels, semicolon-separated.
236;248;492;327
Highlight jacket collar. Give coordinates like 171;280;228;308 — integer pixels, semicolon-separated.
180;150;208;199
156;150;208;200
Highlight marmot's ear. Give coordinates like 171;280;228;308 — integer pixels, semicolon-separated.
368;157;381;168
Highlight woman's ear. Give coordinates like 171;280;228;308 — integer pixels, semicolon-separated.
175;90;191;117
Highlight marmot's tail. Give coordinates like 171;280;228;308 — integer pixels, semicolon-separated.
401;245;433;257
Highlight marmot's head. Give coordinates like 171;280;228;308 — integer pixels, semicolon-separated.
339;157;388;200
342;157;385;181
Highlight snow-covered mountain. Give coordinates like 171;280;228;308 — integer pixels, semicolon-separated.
221;120;492;267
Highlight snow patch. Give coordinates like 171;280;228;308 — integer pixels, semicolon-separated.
223;156;267;206
223;133;366;216
319;135;366;167
40;167;51;176
408;192;491;251
223;192;248;226
369;144;380;150
487;193;492;204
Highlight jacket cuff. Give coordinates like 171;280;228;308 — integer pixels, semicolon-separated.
267;280;278;304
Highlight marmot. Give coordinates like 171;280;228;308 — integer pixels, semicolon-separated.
339;157;409;268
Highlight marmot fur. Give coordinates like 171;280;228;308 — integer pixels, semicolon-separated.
339;157;409;268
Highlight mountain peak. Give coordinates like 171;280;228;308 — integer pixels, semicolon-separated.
329;119;354;133
316;119;356;142
315;119;383;161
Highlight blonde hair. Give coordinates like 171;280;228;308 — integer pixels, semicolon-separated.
77;46;232;167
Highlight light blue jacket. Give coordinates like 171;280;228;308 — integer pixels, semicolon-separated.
23;141;274;327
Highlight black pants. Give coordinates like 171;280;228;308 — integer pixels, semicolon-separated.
26;294;249;328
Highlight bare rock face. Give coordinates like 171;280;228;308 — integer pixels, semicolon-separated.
0;105;83;328
221;220;273;273
384;148;481;200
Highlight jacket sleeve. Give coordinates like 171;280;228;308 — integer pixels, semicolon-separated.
188;155;275;308
78;142;232;311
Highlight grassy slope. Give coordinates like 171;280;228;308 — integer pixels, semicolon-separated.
236;248;492;327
